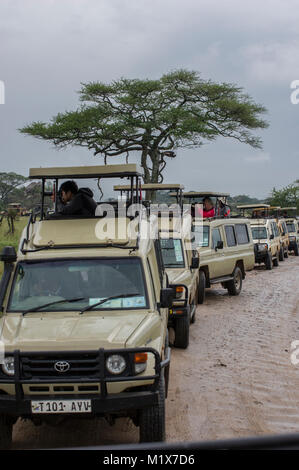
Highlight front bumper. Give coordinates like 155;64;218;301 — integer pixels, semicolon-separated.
0;346;170;418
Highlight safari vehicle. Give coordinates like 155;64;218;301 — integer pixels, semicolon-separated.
269;207;290;260
282;207;299;256
114;183;199;350
237;204;281;269
183;192;254;301
158;217;199;350
0;164;173;448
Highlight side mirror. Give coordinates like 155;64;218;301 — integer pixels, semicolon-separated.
160;288;175;309
0;246;17;263
191;257;199;269
270;234;274;240
215;240;224;251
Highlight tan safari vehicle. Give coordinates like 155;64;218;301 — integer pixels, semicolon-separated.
0;164;174;448
114;184;199;350
158;216;199;350
269;207;290;260
183;192;255;301
237;204;281;269
281;207;299;256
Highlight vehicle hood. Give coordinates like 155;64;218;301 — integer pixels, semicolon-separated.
0;311;152;352
166;268;190;285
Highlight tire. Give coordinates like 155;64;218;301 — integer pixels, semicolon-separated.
139;374;165;443
294;244;299;256
197;270;206;305
190;300;196;324
174;314;190;349
265;252;273;270
273;253;279;267
0;416;12;450
226;266;242;296
284;248;289;258
279;247;284;262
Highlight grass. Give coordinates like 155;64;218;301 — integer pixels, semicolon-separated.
0;217;28;276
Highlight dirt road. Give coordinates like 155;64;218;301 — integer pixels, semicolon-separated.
12;255;299;448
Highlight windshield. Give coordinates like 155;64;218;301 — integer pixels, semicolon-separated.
251;226;268;240
192;225;210;247
160;238;185;267
287;223;296;233
8;258;148;312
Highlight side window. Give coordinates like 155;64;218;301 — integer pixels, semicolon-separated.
235;224;250;244
212;228;222;249
274;222;279;237
225;225;237;247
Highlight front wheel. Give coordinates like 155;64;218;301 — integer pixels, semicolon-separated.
197;270;206;305
284;248;289;258
279;247;284;262
139;374;165;443
174;314;190;349
226;266;242;295
294;244;299;256
265;252;273;270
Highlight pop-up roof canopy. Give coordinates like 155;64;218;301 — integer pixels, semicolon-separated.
113;183;184;191
183;191;230;198
237;204;270;210
29;163;143;179
29;163;143;220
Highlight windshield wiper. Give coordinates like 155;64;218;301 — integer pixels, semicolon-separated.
79;293;140;315
22;297;86;316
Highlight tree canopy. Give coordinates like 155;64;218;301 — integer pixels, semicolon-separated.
267;180;299;211
20;69;268;183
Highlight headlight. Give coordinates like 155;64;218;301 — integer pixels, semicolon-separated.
175;286;184;299
2;357;15;376
134;352;148;375
106;355;126;375
258;243;267;251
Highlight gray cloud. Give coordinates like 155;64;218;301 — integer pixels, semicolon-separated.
0;0;298;200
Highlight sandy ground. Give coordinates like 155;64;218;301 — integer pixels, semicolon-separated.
12;255;299;449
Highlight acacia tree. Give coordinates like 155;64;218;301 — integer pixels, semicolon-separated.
20;69;268;184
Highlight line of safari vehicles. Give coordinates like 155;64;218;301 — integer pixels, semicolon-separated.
0;163;298;449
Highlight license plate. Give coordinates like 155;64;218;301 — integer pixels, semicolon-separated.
31;399;92;414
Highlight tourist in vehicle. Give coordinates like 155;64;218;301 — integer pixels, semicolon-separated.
217;198;231;218
53;180;97;217
202;197;215;218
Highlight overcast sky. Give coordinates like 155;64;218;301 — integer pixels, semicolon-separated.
0;0;299;199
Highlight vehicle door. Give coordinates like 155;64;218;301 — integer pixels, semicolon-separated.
208;225;226;278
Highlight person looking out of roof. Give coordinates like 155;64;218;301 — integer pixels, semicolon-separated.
56;180;97;217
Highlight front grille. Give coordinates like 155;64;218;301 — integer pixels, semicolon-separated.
21;352;101;380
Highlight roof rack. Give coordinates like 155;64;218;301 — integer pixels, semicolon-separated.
29;164;143;221
183;191;230;198
114;183;185;209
